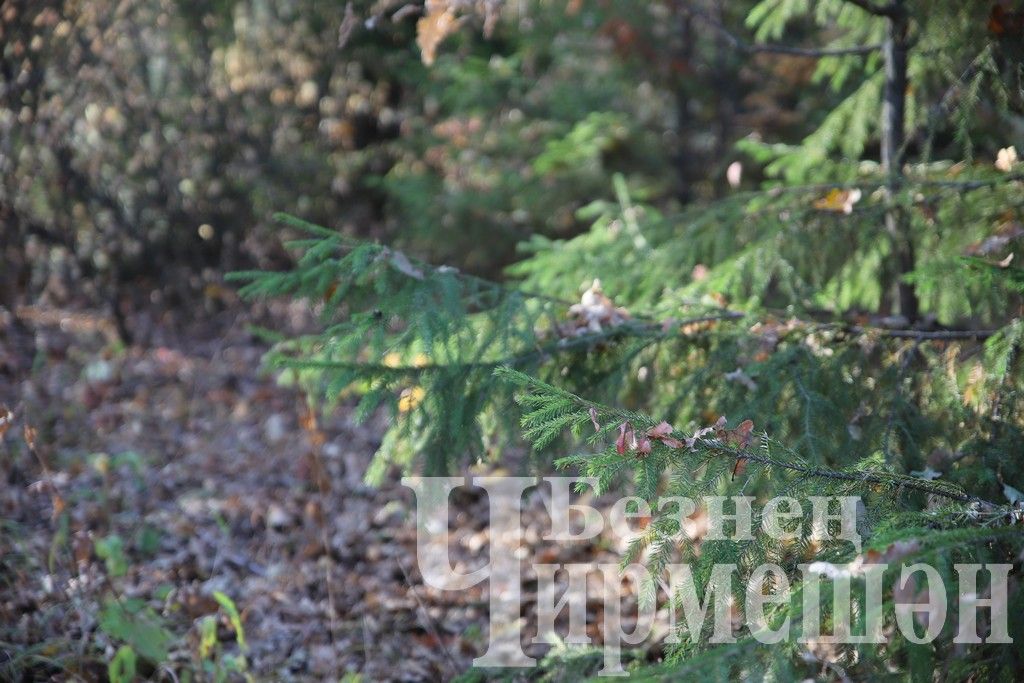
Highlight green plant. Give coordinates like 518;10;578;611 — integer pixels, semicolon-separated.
108;645;137;683
196;591;252;683
98;598;175;665
235;0;1024;678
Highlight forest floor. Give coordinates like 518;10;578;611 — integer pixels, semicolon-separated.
0;295;654;682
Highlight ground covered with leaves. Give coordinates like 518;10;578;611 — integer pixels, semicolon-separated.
0;299;656;682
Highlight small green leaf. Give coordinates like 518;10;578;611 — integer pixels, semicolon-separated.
95;534;129;577
199;615;217;660
108;645;137;683
135;525;162;557
213;591;247;651
99;598;173;663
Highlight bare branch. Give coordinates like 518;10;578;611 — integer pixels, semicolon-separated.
848;326;1000;340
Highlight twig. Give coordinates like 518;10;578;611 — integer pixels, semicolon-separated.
271;312;744;375
848;326;999;340
279;311;1006;382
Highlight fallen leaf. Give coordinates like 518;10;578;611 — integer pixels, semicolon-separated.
0;405;12;438
813;188;862;214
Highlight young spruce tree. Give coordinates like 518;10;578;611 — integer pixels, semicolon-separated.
236;0;1024;679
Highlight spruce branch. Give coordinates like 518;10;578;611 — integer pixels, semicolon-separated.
267;314;738;375
499;368;1003;508
847;326;999;340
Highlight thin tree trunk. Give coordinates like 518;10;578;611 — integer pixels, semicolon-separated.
881;0;918;322
673;6;695;204
712;2;735;198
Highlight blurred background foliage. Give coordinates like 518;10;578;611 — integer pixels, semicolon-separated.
2;0;1023;347
3;0;886;311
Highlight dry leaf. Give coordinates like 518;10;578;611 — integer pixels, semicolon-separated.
731;456;748;479
565;279;630;336
730;419;755;449
398;386;426;412
684;429;709;450
647;421;674;439
0;405;12;438
299;409;318;433
646;421;683;449
964;221;1024;256
615;421;635;455
416;1;459;66
813;188;862;214
588;407;601;433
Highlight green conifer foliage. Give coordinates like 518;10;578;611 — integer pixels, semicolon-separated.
237;0;1024;678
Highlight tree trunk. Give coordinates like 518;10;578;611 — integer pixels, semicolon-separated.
881;0;919;322
673;9;695;204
